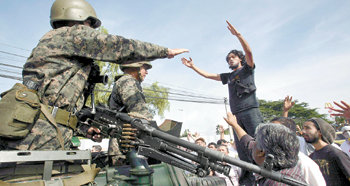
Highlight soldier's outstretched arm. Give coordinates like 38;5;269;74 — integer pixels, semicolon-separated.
226;20;254;68
72;27;189;64
167;48;189;58
181;57;221;81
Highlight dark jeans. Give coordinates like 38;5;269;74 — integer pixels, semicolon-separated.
233;107;263;186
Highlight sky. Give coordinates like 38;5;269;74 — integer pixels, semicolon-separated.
1;0;350;143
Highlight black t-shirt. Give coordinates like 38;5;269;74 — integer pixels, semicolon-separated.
309;144;350;186
220;63;259;114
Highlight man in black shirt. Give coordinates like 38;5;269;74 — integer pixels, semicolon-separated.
302;118;350;186
181;21;262;185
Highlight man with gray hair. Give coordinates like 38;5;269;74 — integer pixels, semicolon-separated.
224;112;305;185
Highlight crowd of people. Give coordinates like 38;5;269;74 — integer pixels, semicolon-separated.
184;98;350;186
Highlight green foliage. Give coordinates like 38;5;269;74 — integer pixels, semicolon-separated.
215;125;230;135
144;82;170;118
181;129;190;138
334;116;346;124
259;99;329;127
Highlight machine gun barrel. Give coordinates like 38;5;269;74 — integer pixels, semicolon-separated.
113;111;307;186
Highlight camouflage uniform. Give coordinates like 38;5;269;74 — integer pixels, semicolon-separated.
107;74;152;163
108;74;152;120
3;24;168;150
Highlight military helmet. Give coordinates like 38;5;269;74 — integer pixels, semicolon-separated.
50;0;101;29
120;62;152;72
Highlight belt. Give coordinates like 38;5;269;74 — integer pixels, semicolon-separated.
39;105;78;130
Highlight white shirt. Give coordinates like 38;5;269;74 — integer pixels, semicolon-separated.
331;143;342;150
298;136;314;155
298;152;326;186
340;140;350;157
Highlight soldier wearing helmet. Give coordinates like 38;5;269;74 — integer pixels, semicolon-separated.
107;61;153;165
108;61;153;120
50;0;101;29
1;0;188;151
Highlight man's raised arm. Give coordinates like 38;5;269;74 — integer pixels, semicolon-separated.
226;20;254;68
181;57;221;81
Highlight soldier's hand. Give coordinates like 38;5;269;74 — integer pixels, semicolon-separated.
87;127;102;142
168;48;189;58
181;57;194;68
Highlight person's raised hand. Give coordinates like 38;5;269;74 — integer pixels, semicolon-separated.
226;20;241;37
181;57;194;68
283;95;295;112
223;112;238;127
330;101;350;120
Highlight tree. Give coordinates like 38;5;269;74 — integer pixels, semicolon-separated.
144;82;170;118
259;99;329;127
215;125;230;135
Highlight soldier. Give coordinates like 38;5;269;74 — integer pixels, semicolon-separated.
107;61;154;165
0;0;188;151
108;62;154;120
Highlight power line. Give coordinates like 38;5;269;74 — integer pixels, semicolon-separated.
95;87;225;103
144;79;213;97
142;82;223;101
143;88;223;101
0;68;22;75
0;62;23;69
0;42;31;52
0;56;26;63
95;88;225;104
0;50;27;58
145;96;224;105
0;74;22;81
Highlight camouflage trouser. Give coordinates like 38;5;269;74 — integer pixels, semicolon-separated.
108;138;126;165
2;119;73;150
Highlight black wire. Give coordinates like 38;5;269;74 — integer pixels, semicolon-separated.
0;50;27;58
0;62;23;69
94;89;224;104
0;68;22;75
143;82;223;101
0;74;22;81
143;88;223;101
0;56;26;63
0;42;31;52
145;96;224;105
